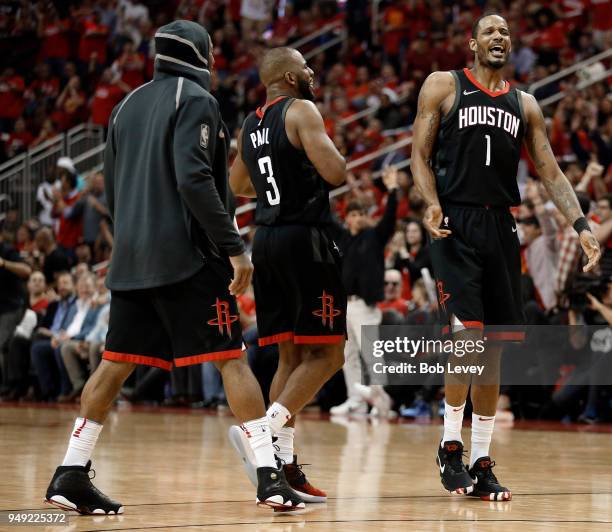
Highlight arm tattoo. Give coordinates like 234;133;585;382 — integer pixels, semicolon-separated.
423;111;439;154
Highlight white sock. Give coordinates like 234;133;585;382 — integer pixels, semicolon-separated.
470;413;495;467
266;402;291;434
62;417;103;466
442;401;465;444
275;427;295;464
241;417;277;469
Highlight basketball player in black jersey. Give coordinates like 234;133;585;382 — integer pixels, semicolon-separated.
228;47;346;502
411;13;601;501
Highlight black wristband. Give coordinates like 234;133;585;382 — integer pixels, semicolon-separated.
573;216;591;235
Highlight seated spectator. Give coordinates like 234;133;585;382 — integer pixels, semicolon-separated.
1;271;49;400
5;117;33;159
391;219;431;285
59;273;104;402
31;118;58;148
28;271;50;316
29;271;75;400
378;268;409;318
15;224;34;256
33;227;70;285
405;278;435;325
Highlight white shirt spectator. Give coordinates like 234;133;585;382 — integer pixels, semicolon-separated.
65;298;92;338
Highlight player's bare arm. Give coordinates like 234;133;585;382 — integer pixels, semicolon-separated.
285;99;346;186
410;71;455;238
521;92;601;272
229;130;257;198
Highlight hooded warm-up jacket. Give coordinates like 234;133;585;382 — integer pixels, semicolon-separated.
103;20;245;290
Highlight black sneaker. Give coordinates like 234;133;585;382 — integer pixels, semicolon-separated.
256;463;305;511
436;440;474;495
45;461;124;515
468;456;512;501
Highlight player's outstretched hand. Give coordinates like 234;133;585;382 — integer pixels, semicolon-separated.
423;204;451;239
229;253;254;296
580;231;601;273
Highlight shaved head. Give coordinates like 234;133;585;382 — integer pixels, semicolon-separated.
259;47;303;86
259;47;315;100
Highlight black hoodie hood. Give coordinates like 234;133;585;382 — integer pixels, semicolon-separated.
154;20;211;91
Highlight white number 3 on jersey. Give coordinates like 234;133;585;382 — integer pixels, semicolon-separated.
258;156;280;206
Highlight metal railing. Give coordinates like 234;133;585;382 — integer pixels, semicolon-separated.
0;123;104;222
291;20;345;51
528;48;612;95
540;67;612;108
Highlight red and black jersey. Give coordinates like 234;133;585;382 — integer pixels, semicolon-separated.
241;96;332;227
433;68;526;207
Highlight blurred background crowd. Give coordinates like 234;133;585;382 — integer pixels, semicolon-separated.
0;0;611;424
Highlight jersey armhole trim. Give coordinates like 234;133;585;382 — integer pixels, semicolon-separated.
282;98;305;152
516;89;527;128
441;70;461;125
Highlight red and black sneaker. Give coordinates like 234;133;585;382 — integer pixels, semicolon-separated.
283;455;327;503
436;440;474;495
468;456;512;501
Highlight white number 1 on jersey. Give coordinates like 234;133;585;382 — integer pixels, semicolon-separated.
485;134;491;166
258;156;280;206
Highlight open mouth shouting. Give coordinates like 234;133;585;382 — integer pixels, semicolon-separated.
489;44;506;59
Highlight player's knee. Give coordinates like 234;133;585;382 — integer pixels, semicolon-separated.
278;342;302;369
308;343;344;373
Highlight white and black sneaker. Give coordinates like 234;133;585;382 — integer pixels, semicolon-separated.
45;461;124;515
228;425;258;487
256;462;306;511
436;440;474;495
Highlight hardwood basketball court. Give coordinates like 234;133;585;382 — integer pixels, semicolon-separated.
1;404;611;531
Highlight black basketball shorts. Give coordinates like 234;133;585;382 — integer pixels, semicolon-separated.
429;203;525;330
103;260;243;370
252;225;347;346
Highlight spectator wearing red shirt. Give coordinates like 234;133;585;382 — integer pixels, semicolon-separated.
28;270;50;315
5;118;33;159
36;7;71;73
432;32;469;73
380;1;408;69
112;40;145;89
0;68;25;132
53;76;87;131
31;119;58;148
378;269;409;317
91;69;130;127
403;32;432;85
78;12;109;67
52;165;83;257
271;3;298;46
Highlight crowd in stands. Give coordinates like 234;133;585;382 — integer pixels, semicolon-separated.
0;0;611;423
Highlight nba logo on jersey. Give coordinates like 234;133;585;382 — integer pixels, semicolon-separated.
200;124;209;149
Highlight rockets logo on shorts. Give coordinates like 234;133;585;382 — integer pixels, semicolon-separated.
200;123;209;149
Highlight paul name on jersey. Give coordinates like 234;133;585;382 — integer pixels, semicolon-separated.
249;128;270;148
458;106;520;138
